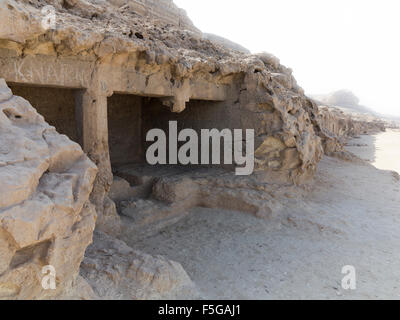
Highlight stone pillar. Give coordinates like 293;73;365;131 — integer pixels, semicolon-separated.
77;86;121;235
76;89;112;212
74;64;121;235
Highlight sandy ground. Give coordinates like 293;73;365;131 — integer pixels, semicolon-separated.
346;129;400;174
127;130;400;299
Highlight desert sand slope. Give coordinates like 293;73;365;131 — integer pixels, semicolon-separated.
126;132;400;299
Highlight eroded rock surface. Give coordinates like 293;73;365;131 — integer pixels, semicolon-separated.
0;0;389;301
318;106;386;140
81;231;200;300
0;80;97;299
0;0;326;186
316;105;386;160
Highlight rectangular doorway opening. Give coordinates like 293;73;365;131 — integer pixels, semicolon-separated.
108;95;234;170
7;83;83;146
108;95;237;201
107;93;144;169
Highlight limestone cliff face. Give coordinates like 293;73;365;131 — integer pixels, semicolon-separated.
311;90;387;143
11;0;201;35
0;0;327;187
318;107;386;139
315;106;386;156
0;80;97;299
0;0;367;300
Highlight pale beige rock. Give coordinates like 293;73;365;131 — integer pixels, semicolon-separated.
0;79;12;102
152;177;198;203
256;52;281;69
281;148;301;170
95;196;121;236
0;0;390;301
318;106;386;139
255;136;286;156
56;275;99;300
81;231;200;300
316;105;387;158
0;0;327;187
0;81;98;300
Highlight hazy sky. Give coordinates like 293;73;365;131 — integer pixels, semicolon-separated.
175;0;400;117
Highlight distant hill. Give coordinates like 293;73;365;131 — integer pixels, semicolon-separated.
203;33;251;54
310;90;377;115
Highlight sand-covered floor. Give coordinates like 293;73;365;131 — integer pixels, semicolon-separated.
127;130;400;299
